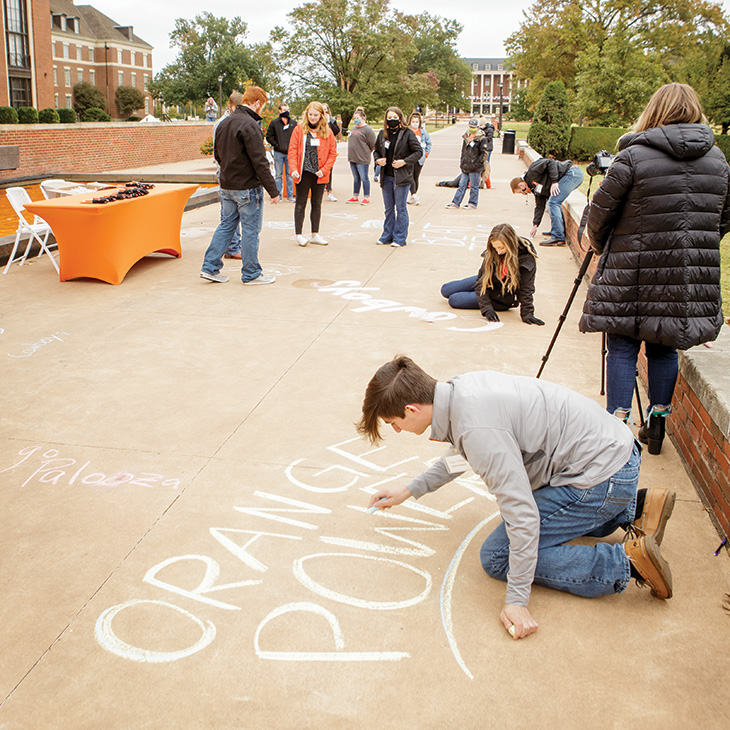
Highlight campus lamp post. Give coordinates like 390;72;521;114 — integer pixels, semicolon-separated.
218;75;223;118
498;81;504;134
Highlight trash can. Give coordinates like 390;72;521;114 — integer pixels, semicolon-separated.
502;130;516;154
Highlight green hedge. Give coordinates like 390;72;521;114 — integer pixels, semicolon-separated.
83;106;111;122
38;107;60;124
569;126;627;161
715;134;730;163
57;108;76;123
18;106;38;124
0;106;19;124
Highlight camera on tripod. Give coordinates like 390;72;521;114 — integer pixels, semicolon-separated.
586;150;615;177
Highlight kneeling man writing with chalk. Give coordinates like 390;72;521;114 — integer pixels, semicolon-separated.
357;356;675;640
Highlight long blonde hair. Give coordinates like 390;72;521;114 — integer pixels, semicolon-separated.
480;223;537;296
299;101;330;138
633;83;705;132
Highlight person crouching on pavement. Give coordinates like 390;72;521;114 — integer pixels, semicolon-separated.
440;223;544;325
288;101;338;247
445;118;489;209
357;355;675;640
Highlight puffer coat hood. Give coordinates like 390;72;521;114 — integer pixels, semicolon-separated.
580;123;730;350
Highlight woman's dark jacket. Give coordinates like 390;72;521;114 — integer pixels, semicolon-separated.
475;238;538;320
459;128;489;173
373;127;423;187
580;123;730;350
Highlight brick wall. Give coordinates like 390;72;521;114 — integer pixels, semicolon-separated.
31;0;54;109
0;122;213;183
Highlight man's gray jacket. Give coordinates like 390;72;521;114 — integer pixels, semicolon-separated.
405;372;634;606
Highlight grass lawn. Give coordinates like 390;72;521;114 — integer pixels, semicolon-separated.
501;121;530;139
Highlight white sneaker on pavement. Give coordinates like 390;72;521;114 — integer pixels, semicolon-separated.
296;234;309;246
243;273;275;285
310;233;328;245
326;193;337;202
412;194;420;205
200;271;229;283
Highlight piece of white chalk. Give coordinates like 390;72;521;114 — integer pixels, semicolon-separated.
367;498;388;514
508;625;516;637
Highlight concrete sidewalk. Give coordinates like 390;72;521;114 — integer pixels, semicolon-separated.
0;123;727;729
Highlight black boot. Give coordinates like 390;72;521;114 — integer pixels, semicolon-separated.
638;415;666;455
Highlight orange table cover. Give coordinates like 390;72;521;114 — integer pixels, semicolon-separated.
24;183;198;285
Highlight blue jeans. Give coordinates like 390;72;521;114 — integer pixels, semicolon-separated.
606;334;678;417
379;176;410;246
273;151;294;199
481;443;640;598
350;162;370;197
441;275;479;309
202;188;264;282
547;166;584;241
452;172;481;207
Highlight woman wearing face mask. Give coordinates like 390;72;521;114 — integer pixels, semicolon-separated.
440;223;544;325
406;112;431;206
288;101;338;246
346;110;376;205
373;107;423;247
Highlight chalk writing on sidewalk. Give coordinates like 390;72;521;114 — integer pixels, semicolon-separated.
7;332;69;359
411;222;494;251
0;445;182;490
95;437;497;677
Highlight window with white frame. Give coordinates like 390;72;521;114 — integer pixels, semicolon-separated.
64;67;71;86
53;66;58;86
65;94;72;109
77;68;83;83
54;93;59;108
89;69;95;84
117;49;122;64
118;71;124;86
63;43;69;59
131;72;136;88
89;47;94;61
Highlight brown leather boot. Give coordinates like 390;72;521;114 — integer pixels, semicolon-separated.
633;488;676;545
625;535;673;599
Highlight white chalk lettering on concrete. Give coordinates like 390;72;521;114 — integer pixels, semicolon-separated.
412;222;493;251
8;331;69;359
95;599;216;663
0;445;181;490
95;438;495;674
254;602;410;662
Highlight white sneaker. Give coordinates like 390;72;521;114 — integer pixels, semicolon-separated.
243;273;275;285
407;195;414;205
310;233;328;245
200;271;229;283
296;234;309;247
326;193;337;202
412;194;420;205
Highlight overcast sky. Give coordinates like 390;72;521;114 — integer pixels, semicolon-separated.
86;0;730;72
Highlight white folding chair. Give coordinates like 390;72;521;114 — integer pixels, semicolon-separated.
40;179;66;199
3;187;59;274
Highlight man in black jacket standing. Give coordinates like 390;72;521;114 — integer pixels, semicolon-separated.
445;119;489;209
265;103;295;202
201;86;280;285
510;158;584;246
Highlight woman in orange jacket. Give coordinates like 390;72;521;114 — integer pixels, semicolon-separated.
288;101;338;246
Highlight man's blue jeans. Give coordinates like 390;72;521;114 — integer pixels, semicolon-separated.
350;162;370;197
273;151;293;199
606;334;678;416
379;176;410;246
480;443;639;598
547;166;584;241
452;172;481;207
202;188;264;282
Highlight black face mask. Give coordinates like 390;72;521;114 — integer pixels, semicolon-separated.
308;121;318;129
280;111;290;121
386;119;400;130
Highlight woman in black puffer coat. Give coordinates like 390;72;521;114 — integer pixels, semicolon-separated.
580;83;730;454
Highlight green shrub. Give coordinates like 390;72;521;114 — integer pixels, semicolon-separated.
125;116;142;122
200;136;214;155
527;81;572;159
0;106;19;124
83;107;111;122
38;107;60;124
569;126;628;161
17;106;38;124
73;82;106;117
57;108;77;123
715;134;730;163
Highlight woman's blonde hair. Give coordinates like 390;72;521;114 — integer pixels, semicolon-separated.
299;101;330;138
479;223;536;296
633;83;705;133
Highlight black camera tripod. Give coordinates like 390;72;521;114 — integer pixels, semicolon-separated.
534;176;645;427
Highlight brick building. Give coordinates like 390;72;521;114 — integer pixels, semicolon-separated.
463;57;522;118
1;0;153;118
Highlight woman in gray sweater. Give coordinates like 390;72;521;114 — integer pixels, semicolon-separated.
346;109;376;205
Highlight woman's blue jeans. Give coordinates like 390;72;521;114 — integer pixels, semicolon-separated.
379;176;410;246
480;443;640;598
605;334;678;416
350;162;370;197
441;275;479;309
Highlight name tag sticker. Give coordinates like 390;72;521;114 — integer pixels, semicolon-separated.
311;138;320;147
283;124;289;130
384;141;390;149
444;454;469;473
534;183;543;194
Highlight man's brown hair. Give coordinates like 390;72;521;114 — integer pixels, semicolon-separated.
242;85;268;107
228;91;243;107
356;355;437;444
509;177;524;193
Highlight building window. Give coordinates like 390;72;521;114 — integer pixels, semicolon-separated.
76;45;82;60
118;71;124;87
53;66;58;86
64;67;71;87
89;47;94;61
485;64;491;70
472;63;478;70
89;69;95;85
498;64;503;71
65;94;72;109
5;0;31;69
63;43;70;59
54;93;59;108
9;76;31;107
117;49;122;64
131;72;136;88
77;68;84;84
143;74;149;91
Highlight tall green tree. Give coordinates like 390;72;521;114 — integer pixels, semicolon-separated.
149;13;263;106
115;86;146;117
528;81;572;158
73;82;106;116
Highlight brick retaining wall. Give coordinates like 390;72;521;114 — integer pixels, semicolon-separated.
0;122;213;184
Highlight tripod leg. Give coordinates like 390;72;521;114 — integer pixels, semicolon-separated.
634;371;645;428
